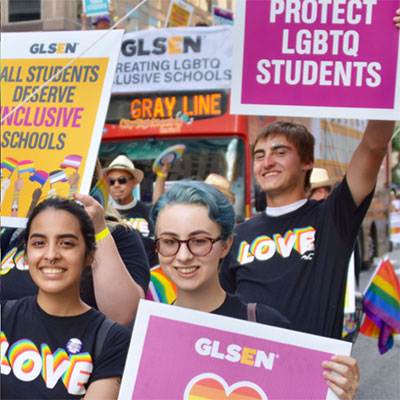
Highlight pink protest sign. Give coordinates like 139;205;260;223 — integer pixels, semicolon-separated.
119;300;351;400
231;0;400;120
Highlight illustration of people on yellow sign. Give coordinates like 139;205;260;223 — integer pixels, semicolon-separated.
1;30;123;227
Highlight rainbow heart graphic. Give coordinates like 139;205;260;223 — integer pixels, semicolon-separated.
184;373;268;400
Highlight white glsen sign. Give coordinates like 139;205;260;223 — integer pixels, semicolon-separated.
112;26;233;93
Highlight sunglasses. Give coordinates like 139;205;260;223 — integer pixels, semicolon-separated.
109;177;134;186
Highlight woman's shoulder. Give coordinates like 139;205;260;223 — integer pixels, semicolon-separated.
1;296;35;314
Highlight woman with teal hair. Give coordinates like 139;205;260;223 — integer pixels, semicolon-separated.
151;180;360;400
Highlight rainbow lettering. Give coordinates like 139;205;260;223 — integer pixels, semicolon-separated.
237;241;254;265
236;226;316;264
1;333;93;395
63;353;93;395
250;236;275;261
293;227;315;254
273;231;296;257
14;249;29;271
1;247;17;275
123;217;150;236
8;339;42;381
1;332;11;374
41;345;70;389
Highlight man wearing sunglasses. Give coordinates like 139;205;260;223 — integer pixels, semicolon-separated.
105;155;157;267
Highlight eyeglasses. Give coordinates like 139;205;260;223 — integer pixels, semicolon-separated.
109;177;133;186
155;236;222;257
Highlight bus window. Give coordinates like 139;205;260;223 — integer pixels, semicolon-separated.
99;136;246;222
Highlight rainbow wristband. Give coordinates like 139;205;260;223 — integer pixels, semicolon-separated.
156;171;167;178
95;226;110;242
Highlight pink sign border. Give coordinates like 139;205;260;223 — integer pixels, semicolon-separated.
231;0;400;120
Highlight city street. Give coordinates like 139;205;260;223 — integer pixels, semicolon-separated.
353;248;400;400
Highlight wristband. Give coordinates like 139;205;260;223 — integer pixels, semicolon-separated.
156;171;168;178
113;16;119;21
68;188;78;198
95;226;110;242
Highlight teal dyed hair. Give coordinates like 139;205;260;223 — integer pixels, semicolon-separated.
151;180;235;240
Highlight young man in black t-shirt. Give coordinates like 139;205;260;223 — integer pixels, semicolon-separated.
220;119;396;340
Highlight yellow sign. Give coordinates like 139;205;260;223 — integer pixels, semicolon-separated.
165;0;193;28
1;31;123;227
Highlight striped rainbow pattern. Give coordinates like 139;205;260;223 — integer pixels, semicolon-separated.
60;155;82;170
187;377;264;400
8;339;40;373
49;170;68;185
29;170;49;186
18;160;35;174
1;157;18;173
1;332;11;369
90;172;109;210
360;257;400;354
62;353;92;389
41;344;70;384
146;265;177;304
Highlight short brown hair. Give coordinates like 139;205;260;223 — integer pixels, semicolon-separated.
252;121;315;191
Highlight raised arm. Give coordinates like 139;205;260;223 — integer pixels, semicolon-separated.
347;13;400;206
347;120;395;207
152;162;171;204
75;193;144;325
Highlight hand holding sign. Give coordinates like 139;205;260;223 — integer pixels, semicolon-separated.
395;8;400;28
322;355;360;400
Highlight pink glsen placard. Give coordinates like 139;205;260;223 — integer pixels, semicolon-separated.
118;300;351;400
231;0;400;120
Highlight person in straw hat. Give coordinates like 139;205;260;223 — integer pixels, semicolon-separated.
308;168;337;201
105;155;157;267
204;173;235;205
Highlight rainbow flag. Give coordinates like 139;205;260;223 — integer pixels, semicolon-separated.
49;170;68;185
1;157;18;173
29;170;49;186
60;154;82;170
146;265;177;304
18;160;35;175
90;172;110;210
360;257;400;354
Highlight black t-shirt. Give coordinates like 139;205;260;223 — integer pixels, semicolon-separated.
1;224;150;305
116;201;158;267
1;296;130;399
220;178;373;339
212;293;291;329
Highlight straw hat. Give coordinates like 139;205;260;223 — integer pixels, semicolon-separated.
204;173;235;204
104;155;144;183
310;168;336;190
